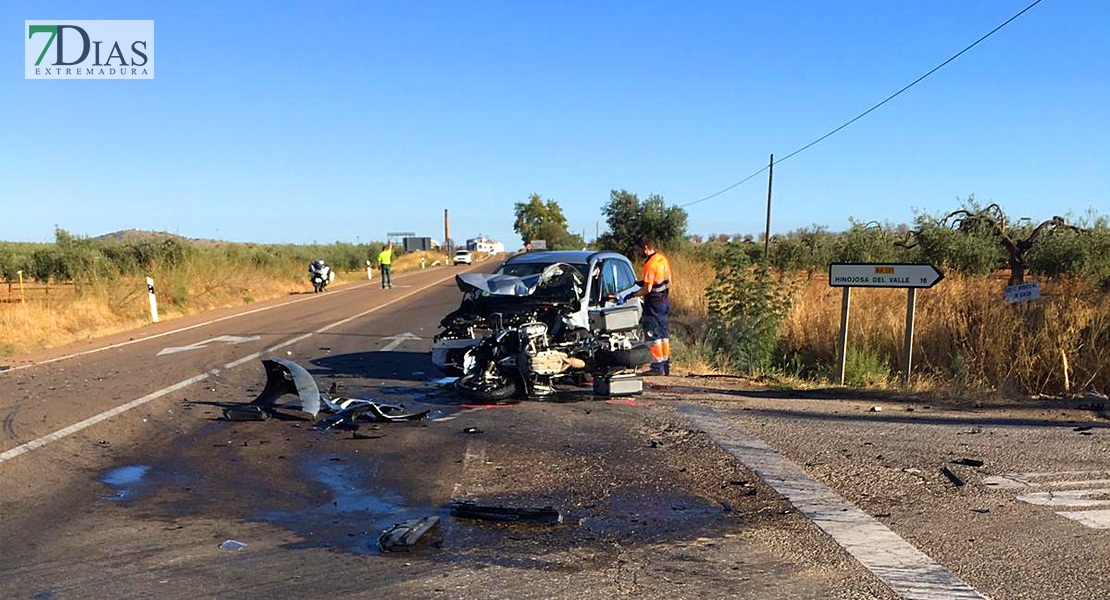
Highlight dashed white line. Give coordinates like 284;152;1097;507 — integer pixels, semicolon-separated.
689;406;989;600
0;272;459;465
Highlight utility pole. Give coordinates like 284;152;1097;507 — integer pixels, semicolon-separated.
764;153;774;261
444;209;451;257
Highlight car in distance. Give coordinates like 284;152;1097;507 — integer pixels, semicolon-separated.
454;249;473;265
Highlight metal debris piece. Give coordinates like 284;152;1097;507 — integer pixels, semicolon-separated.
251;358;321;418
461;427;483;434
869;406;882;412
219;540;247;551
951;458;984;468
222;405;270;421
450;501;562;525
317;401;429;430
940;466;965;487
1073;426;1094;432
378;516;440;552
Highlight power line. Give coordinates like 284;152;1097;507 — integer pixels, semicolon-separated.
681;0;1046;209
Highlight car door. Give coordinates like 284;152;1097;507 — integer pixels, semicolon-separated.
586;258;642;333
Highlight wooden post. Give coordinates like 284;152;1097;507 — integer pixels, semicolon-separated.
902;288;917;386
764;154;774;261
837;287;851;385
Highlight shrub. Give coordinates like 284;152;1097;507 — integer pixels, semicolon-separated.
704;246;798;373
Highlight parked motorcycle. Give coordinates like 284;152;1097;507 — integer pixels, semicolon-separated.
309;259;335;293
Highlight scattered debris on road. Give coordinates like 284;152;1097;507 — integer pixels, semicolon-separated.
951;458;985;467
379;516;440;552
222;405;269;421
940;466;966;487
219;540;247;551
220;358;429;431
605;398;650;407
461;427;483;434
450;501;563;525
868;406;882;412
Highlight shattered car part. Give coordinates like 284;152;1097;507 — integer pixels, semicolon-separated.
940;466;966;487
450;501;563;525
316;400;429;430
229;359;427;427
378;516;440;552
250;358;321;418
222;405;270;421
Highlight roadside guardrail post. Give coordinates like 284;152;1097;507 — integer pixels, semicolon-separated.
146;276;159;323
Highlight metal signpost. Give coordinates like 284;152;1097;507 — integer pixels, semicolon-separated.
828;263;944;386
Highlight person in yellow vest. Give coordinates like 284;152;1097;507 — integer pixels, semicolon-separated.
625;235;672;375
377;243;394;289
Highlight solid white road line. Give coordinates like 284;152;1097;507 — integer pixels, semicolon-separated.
689;406;989;600
0;273;458;465
0;279;378;375
0;374;210;463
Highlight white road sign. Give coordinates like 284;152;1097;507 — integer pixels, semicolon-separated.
829;263;944;289
1004;282;1040;304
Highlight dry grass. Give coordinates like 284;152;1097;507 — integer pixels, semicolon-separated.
0;256;433;358
667;249;1110;396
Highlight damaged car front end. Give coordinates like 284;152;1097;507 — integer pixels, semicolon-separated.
432;252;651;400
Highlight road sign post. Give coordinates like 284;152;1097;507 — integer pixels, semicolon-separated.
836;287;851;385
829;263;943;386
902;288;917;386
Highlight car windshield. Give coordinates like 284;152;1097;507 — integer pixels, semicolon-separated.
498;262;588;278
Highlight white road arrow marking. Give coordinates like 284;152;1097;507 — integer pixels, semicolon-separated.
156;335;261;356
380;332;421;352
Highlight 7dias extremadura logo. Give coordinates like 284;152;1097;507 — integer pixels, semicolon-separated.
26;20;153;79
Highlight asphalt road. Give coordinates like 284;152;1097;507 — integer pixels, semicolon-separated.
1;261;1106;600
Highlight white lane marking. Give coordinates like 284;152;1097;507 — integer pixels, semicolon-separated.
156;335;261;356
1057;509;1110;529
689;407;988;600
0;273;460;465
0;374;209;463
0;280;377;374
985;471;1110;529
451;445;486;498
1015;488;1110;508
380;332;422;352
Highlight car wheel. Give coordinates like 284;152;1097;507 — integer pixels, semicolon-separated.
455;371;518;402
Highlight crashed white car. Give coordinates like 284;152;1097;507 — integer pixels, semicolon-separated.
432;251;650;399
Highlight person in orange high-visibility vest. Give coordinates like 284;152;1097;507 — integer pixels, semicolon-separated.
625;235;672;375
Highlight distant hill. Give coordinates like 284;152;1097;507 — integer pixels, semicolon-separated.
95;229;222;245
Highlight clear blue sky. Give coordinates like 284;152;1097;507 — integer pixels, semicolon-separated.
2;1;1107;247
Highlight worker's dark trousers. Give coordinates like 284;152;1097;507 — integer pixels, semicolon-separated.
381;265;392;288
641;295;671;374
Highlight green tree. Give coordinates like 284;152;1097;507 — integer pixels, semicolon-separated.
598;190;688;256
512;194;584;250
